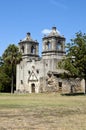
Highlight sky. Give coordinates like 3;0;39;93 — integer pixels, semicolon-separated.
0;0;86;56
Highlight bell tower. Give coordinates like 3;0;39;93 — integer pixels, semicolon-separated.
18;32;39;60
42;27;66;59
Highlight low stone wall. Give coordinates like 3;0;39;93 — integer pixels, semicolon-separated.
45;74;84;93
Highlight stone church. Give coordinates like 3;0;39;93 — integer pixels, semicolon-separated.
16;27;84;93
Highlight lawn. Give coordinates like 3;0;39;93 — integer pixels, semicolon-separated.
0;93;86;130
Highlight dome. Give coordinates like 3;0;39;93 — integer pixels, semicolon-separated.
22;32;34;42
48;27;60;37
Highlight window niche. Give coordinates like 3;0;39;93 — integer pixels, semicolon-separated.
21;45;24;53
57;40;62;51
28;70;30;74
58;82;62;91
21;80;23;84
31;46;35;54
36;69;39;74
46;41;51;50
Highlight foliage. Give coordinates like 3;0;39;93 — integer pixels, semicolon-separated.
58;32;86;93
0;56;3;66
2;44;22;65
0;63;11;92
0;44;22;93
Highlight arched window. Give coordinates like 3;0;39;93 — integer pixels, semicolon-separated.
57;44;61;50
31;46;35;54
46;41;51;50
57;40;62;51
21;46;24;53
48;42;51;50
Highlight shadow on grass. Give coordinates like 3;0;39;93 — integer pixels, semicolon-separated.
61;92;85;96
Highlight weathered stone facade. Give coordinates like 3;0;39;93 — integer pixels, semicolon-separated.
16;27;85;93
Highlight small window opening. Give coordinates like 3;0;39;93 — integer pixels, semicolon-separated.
28;71;30;74
36;70;39;74
58;82;62;91
21;80;23;84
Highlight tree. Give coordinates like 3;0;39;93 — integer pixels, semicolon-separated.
0;57;11;92
58;32;86;94
0;56;3;66
2;44;22;93
0;65;11;92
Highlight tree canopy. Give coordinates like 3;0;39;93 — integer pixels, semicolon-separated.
0;44;22;93
58;32;86;93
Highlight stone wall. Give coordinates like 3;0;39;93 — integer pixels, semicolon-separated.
45;74;84;93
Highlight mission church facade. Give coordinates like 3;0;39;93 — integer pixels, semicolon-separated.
16;27;84;93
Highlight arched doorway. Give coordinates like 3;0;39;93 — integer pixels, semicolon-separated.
31;83;35;93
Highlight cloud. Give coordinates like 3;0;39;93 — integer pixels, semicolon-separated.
41;28;60;35
41;29;51;35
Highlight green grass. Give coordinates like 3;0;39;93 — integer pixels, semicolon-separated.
0;93;86;130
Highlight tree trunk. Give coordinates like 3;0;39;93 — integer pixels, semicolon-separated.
11;64;14;94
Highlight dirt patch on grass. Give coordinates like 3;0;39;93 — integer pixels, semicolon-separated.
0;107;86;130
0;94;86;130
